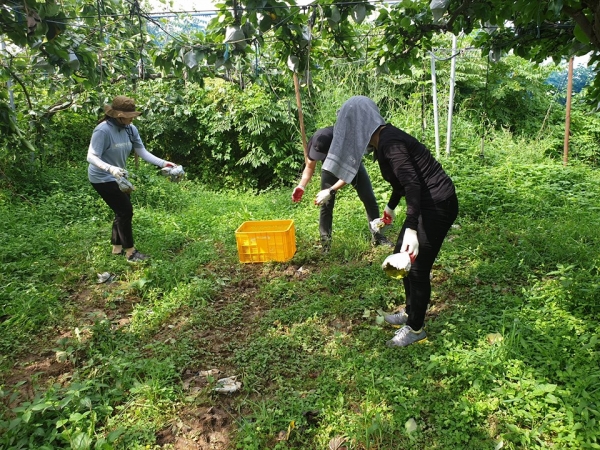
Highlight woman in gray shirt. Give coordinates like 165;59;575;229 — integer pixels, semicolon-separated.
87;95;176;263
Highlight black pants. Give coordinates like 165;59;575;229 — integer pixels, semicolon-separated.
395;194;459;330
91;181;134;249
319;164;380;240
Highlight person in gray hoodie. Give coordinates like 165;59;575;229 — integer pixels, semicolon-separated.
320;96;458;347
291;126;393;251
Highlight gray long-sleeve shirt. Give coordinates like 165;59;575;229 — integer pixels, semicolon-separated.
87;119;165;183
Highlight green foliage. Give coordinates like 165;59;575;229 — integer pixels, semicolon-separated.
134;78;303;190
564;102;600;166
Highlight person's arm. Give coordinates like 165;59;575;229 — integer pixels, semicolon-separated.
385;141;421;231
129;125;171;167
134;145;169;167
328;179;346;193
298;159;317;189
87;129;111;171
387;190;402;211
292;159;317;202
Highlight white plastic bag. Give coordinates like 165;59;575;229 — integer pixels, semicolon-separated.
161;165;185;183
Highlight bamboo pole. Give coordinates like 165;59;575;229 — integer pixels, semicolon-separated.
563;56;574;167
293;73;308;164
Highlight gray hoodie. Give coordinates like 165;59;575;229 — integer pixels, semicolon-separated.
322;96;385;183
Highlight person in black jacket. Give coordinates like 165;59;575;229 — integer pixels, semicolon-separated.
328;96;458;347
291;126;393;252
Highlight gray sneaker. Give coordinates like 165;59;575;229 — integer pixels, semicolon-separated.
384;308;408;326
386;325;427;347
127;250;150;263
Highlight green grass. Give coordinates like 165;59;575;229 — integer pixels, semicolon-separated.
1;130;600;449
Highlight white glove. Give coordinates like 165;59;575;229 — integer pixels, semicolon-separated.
107;165;127;179
400;228;419;258
315;189;333;206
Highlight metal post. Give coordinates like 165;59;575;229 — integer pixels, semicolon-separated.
430;52;440;158
446;34;457;156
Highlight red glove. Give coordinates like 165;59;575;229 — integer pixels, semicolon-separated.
292;185;305;203
382;211;393;225
382;205;395;225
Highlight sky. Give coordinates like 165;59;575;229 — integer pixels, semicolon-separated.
148;0;218;13
147;0;312;14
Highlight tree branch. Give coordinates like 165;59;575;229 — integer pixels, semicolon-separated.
446;0;473;30
2;64;33;110
563;4;600;49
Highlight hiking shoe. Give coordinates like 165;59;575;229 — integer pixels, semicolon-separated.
386;325;427;348
384;308;408;326
372;233;394;248
127;250;150;263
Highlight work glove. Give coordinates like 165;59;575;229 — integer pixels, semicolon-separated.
382;205;396;225
163;161;176;168
400;228;419;259
108;165;127;179
291;185;305;203
315;189;333;206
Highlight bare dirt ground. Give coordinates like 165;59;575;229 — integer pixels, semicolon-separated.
0;262;313;449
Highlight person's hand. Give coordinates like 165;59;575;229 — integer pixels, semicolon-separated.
292;185;305;203
163;161;176;168
315;189;332;206
108;165;127;179
369;218;385;233
400;228;419;259
382;205;396;225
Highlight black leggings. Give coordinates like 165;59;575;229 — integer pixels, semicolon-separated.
91;181;134;249
394;194;459;330
319;164;380;240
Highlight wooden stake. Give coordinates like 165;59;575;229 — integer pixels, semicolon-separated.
563;56;574;167
293;73;308;164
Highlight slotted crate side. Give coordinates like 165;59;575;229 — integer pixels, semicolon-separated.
235;220;296;263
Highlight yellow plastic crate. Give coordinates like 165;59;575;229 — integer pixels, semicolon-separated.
235;220;296;263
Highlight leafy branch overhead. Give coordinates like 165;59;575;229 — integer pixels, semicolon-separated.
2;0;600;121
164;0;600;99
